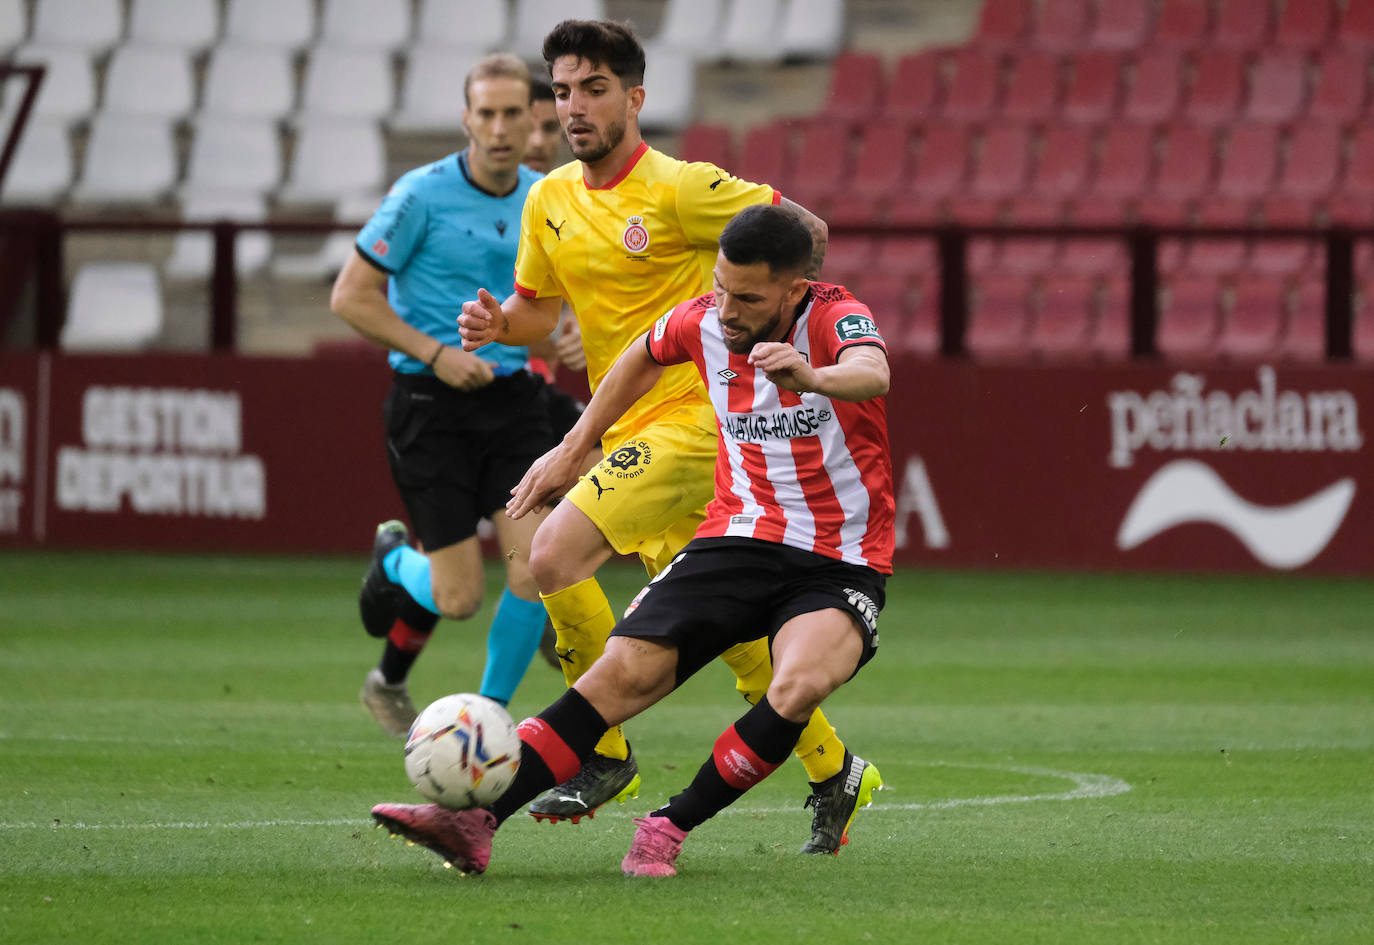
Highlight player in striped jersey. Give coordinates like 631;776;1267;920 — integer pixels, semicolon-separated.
457;19;876;849
372;204;892;877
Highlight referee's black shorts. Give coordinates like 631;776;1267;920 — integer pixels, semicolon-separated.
613;536;886;688
382;370;558;551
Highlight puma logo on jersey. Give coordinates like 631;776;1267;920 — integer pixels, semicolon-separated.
709;172;728;191
546;218;566;240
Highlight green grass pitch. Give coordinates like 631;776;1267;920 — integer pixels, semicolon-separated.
1;551;1370;945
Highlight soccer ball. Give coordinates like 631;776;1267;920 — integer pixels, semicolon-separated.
404;694;522;810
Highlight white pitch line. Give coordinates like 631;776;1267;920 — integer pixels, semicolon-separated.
0;763;1129;831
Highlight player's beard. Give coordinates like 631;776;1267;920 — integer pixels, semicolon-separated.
568;116;627;164
722;309;783;355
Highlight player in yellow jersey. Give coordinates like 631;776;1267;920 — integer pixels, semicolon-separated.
460;20;881;854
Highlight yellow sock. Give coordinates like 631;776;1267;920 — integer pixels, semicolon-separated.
718;639;846;783
540;577;628;761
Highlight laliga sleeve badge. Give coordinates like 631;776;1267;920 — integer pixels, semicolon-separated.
622;215;650;253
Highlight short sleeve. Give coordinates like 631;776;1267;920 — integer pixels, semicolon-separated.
356;178;426;274
513;181;560;298
814;301;888;366
645;300;695;366
674;162;779;249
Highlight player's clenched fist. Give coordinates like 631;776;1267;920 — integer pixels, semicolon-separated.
458;287;506;351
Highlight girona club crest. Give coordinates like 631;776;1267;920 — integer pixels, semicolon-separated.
622;215;650;253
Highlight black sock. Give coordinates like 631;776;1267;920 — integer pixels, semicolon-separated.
658;695;806;831
378;594;439;684
488;688;609;825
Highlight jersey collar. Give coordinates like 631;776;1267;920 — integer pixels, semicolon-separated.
457;149;521;198
583;140;649;191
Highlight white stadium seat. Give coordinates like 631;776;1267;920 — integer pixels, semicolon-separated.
415;0;509;51
127;0;219;52
71;114;177;203
391;45;483;132
30;0;122;52
720;0;786;64
183;117;282;196
61;263;164;352
201;45;296;120
779;0;847;60
637;48;695;130
10;44;96;126
278;119;385;203
652;0;727;59
320;0;412;51
0;119;71;204
512;0;605;63
165;191;272;280
297;46;394;121
101;45;196;121
0;0;28;53
272;192;382;280
224;0;316;50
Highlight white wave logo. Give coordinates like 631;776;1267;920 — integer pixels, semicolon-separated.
1117;460;1355;569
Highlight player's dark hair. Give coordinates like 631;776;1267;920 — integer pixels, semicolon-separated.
531;77;555;103
542;19;646;88
718;205;814;277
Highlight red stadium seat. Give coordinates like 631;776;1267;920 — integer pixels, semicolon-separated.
1185;196;1250;274
880;50;943;126
736;121;793;193
1121;50;1184;124
999;196;1063;274
829;123;913;225
1153;0;1210;49
972;0;1032;48
1216;123;1278;201
942;49;1001;121
1090;124;1153;201
857;270;910;342
1358;285;1374;361
1062;51;1122;123
1155;124;1217;204
1274;0;1335;50
1212;0;1273;50
1062;197;1130;275
1032;125;1093;201
1308;50;1369;124
1032;0;1091;52
1342;0;1374;48
1033;274;1095;357
876;235;937;280
1251;196;1318;275
1220;274;1285;360
1281;278;1326;362
968;123;1031;201
1092;276;1131;359
1089;0;1150;49
968;275;1032;359
1158;273;1222;358
787;120;852;210
905;124;971;199
822;234;876;287
1001;50;1060;122
1336;126;1374;213
819;51;885;123
678;123;734;168
1243;51;1307;124
1275;124;1340;200
1181;50;1246;125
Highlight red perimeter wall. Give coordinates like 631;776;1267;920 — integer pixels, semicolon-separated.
0;352;1369;574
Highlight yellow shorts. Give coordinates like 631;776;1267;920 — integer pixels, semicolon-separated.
567;417;716;576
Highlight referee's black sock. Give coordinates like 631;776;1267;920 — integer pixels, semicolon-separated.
657;694;807;832
378;594;439;684
488;688;609;825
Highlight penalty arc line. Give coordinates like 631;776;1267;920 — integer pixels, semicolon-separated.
0;764;1129;831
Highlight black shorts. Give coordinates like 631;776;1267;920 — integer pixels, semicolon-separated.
545;383;585;439
382;370;558;551
613;536;886;688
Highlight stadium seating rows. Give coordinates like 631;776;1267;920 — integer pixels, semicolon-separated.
678;0;1374;362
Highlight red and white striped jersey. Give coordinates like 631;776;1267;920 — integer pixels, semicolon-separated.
647;282;895;573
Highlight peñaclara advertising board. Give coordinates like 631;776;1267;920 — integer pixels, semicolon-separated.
1;351;1369;573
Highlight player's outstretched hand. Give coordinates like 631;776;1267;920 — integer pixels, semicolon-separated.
748;341;817;393
554;320;587;372
508;445;581;519
434;345;495;391
458;288;504;351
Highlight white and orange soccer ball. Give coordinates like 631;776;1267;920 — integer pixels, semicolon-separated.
403;694;521;810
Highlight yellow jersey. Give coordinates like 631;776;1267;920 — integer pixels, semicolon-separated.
514;142;779;448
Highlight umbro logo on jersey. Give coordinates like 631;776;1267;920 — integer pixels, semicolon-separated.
546;218;566;240
717;368;738;380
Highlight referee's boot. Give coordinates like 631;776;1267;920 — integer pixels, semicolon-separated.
528;748;641;824
359;520;409;638
799;750;884;854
